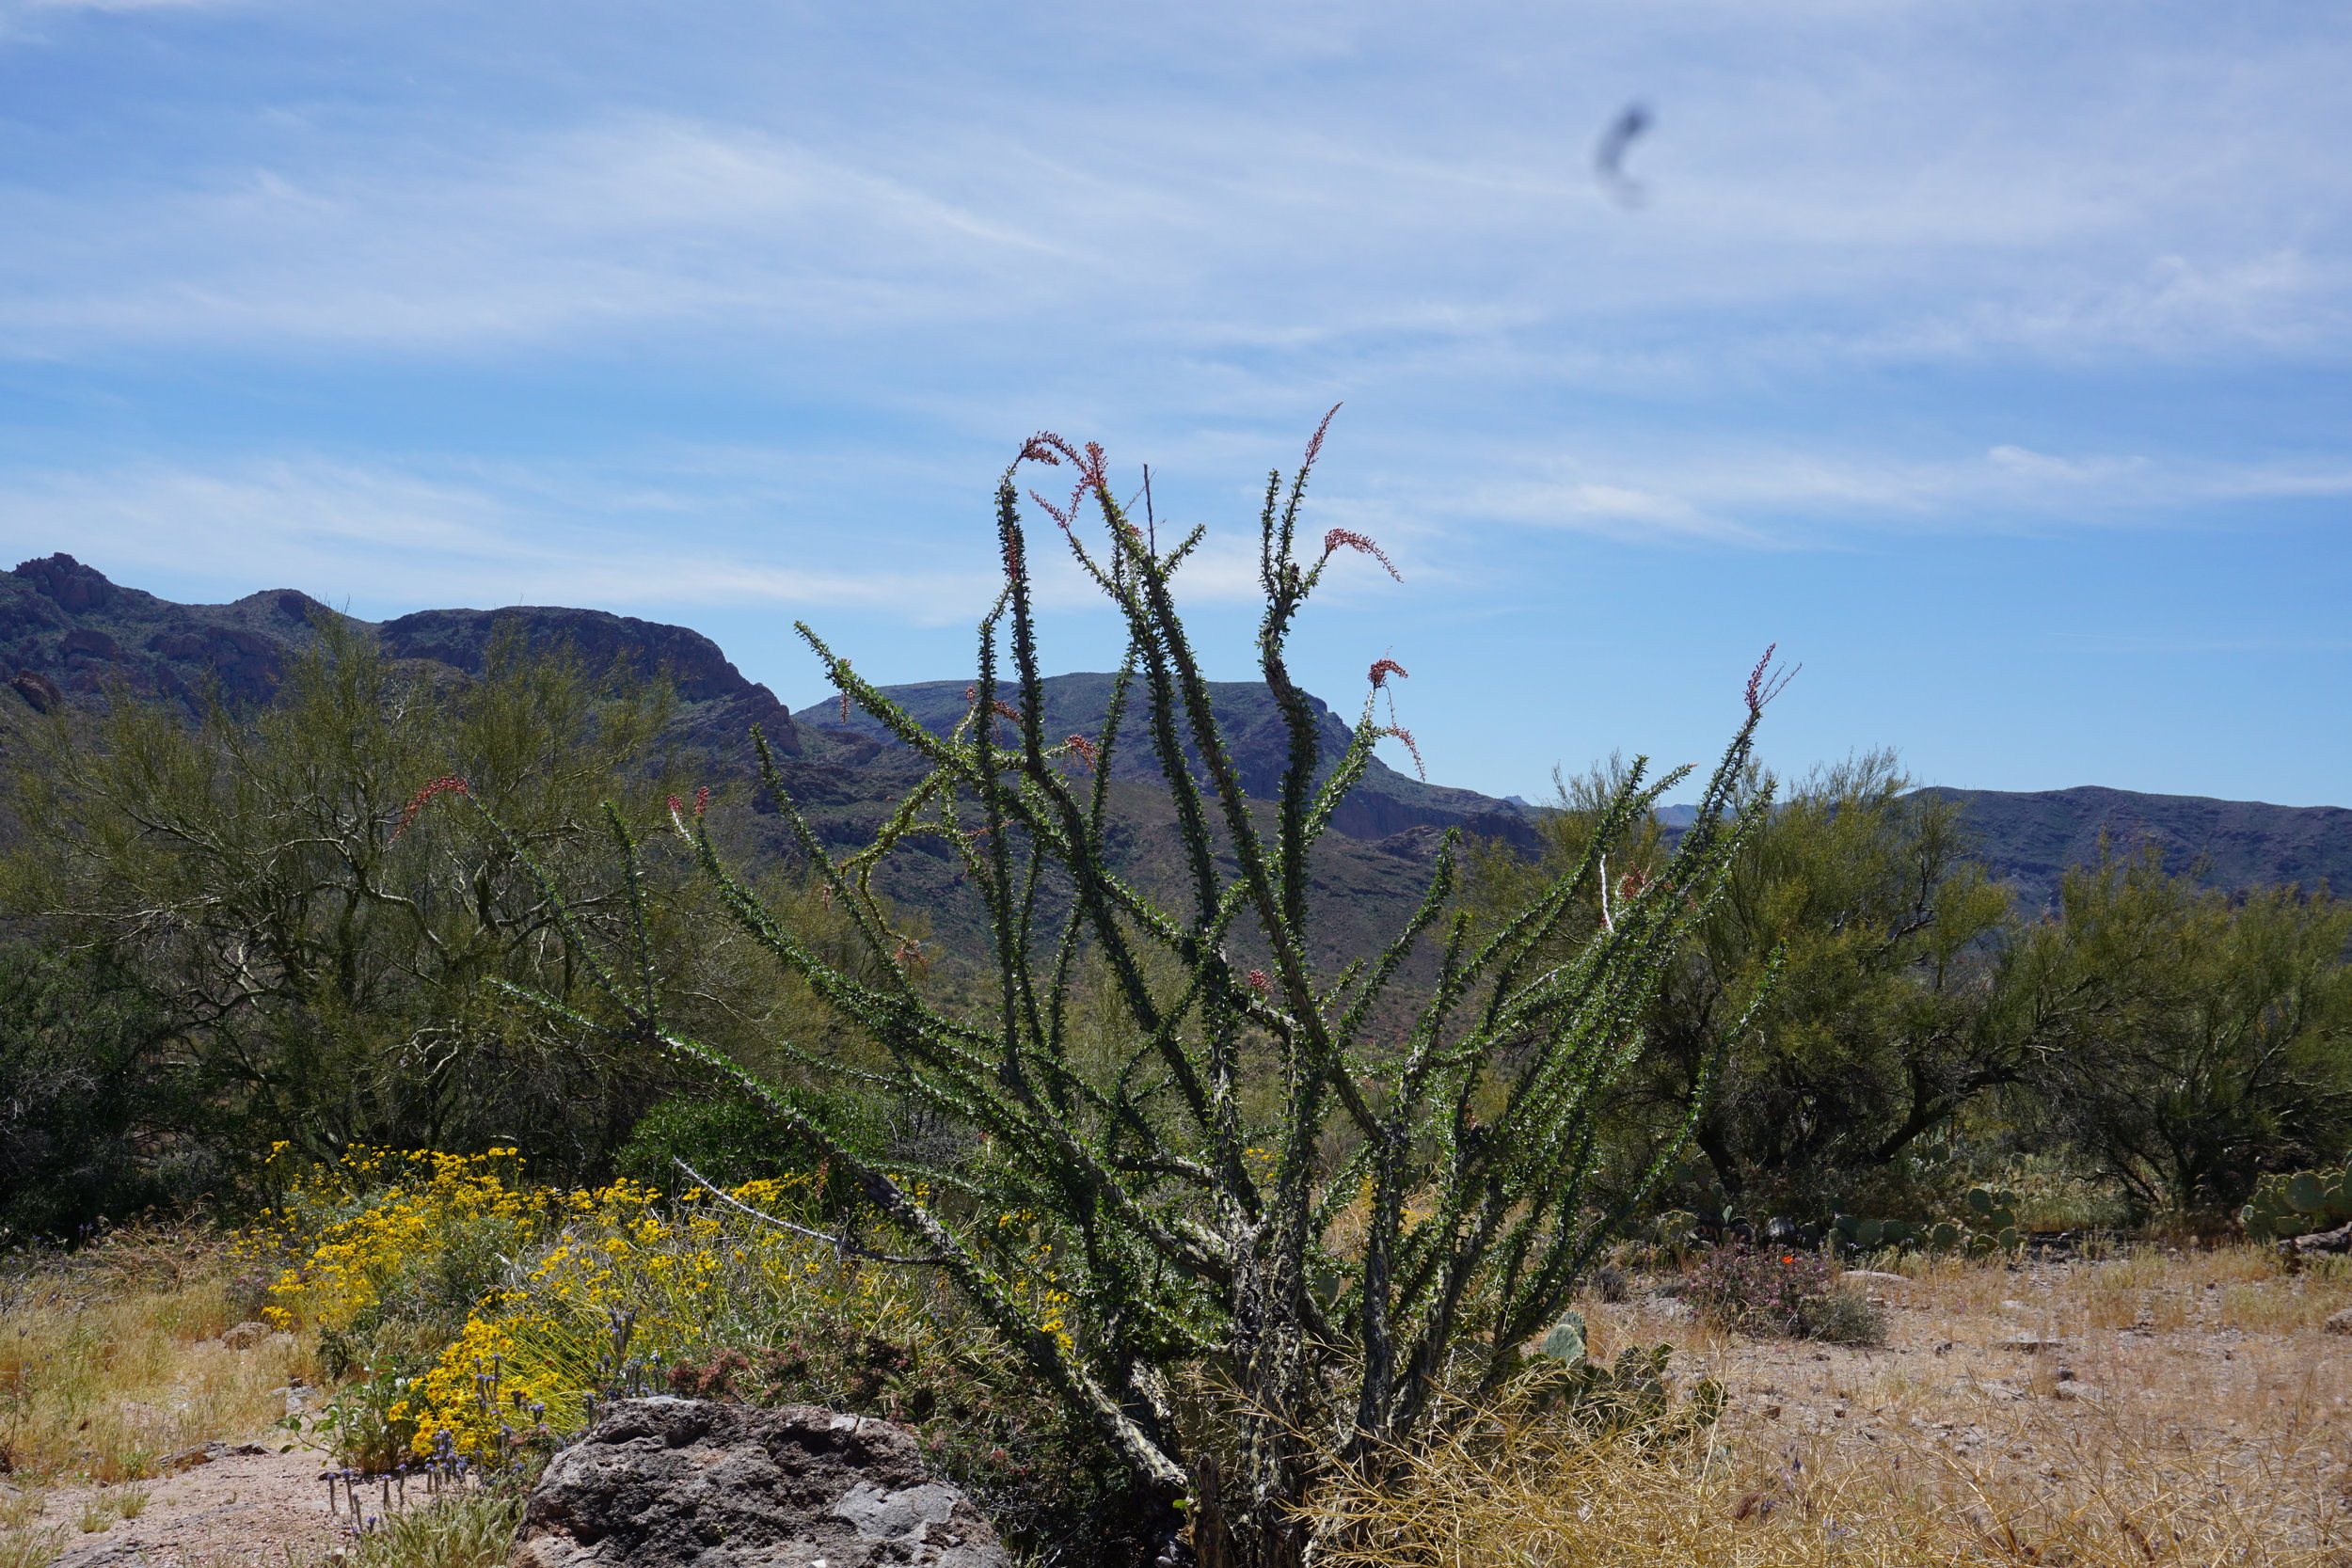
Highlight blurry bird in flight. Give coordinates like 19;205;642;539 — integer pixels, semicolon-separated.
1594;101;1653;208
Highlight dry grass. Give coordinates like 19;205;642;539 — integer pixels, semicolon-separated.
0;1224;316;1564
0;1225;311;1482
1311;1245;2352;1568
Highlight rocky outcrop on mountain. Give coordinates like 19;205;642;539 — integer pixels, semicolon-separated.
0;559;800;756
789;671;1542;851
1921;784;2352;907
1;553;337;709
511;1399;1007;1568
379;606;799;755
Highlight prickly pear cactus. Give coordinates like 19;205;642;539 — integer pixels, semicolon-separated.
2242;1165;2352;1241
1650;1209;1699;1256
1959;1187;2024;1255
1831;1215;1918;1252
1527;1310;1724;1448
1831;1189;2022;1258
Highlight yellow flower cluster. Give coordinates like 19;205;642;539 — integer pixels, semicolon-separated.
394;1171;938;1459
250;1148;1076;1467
245;1145;539;1334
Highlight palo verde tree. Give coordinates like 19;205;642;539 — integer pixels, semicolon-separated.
2013;845;2352;1218
0;620;735;1180
1475;752;2021;1214
482;421;1787;1568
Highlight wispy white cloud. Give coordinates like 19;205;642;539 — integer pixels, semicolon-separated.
0;458;997;615
0;117;1076;354
1426;441;2352;545
0;1;2345;376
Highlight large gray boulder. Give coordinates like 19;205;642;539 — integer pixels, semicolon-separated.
512;1399;1008;1568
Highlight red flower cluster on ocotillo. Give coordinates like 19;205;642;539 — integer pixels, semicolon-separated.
1299;403;1340;473
1320;529;1402;581
1245;969;1273;997
1744;643;1799;718
394;775;469;839
1021;432;1112;532
1381;724;1425;781
1065;734;1098;768
1368;657;1408;689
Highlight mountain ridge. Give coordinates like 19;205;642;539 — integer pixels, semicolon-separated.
6;552;2345;912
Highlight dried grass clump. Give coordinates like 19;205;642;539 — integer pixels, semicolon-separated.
0;1224;311;1485
1308;1411;2345;1568
1311;1245;2352;1568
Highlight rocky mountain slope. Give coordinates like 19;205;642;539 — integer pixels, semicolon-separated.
1918;785;2352;907
790;671;1543;851
0;553;803;757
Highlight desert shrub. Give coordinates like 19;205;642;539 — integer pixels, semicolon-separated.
243;1146;554;1465
615;1094;804;1192
253;1146;1143;1559
2018;847;2352;1219
1684;1244;1879;1342
248;1142;1120;1535
1471;752;2022;1216
614;1085;884;1212
247;1147;542;1352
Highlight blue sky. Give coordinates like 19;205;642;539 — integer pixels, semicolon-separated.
1;0;2347;806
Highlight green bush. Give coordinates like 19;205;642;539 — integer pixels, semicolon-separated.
2022;847;2352;1219
0;622;708;1189
614;1087;883;1206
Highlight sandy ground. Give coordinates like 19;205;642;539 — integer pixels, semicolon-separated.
39;1440;370;1568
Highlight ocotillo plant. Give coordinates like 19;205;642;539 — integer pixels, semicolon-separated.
480;420;1784;1568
